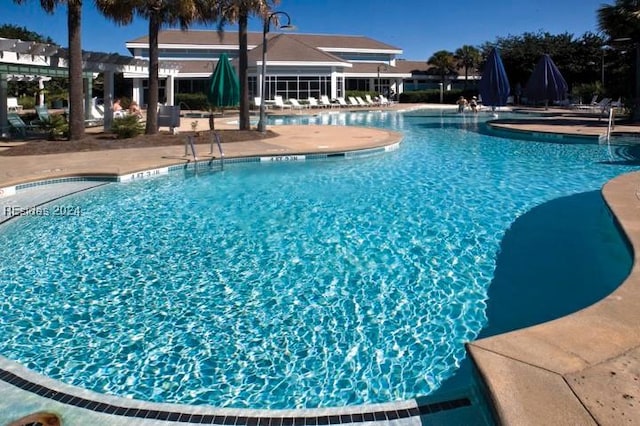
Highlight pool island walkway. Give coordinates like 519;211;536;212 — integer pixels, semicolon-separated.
0;106;640;425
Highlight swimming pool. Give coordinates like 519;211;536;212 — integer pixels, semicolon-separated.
0;111;633;410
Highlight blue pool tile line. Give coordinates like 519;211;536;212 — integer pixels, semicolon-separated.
0;364;470;424
14;175;118;191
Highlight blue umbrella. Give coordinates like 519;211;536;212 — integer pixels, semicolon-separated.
479;48;510;107
525;54;568;104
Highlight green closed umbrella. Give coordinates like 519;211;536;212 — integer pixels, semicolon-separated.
207;53;240;129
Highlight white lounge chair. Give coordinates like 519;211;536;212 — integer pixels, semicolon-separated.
274;96;292;110
254;97;270;110
335;97;349;107
308;97;324;108
365;94;378;106
355;96;368;106
378;95;390;106
348;96;361;107
289;98;308;110
320;95;337;108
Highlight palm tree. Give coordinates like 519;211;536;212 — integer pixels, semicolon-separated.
598;0;640;119
455;45;481;89
13;0;85;140
214;0;279;131
428;50;456;103
96;0;217;134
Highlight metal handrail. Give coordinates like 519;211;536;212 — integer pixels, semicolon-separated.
209;131;224;169
185;135;197;161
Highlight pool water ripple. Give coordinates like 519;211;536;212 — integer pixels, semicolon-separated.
0;111;634;409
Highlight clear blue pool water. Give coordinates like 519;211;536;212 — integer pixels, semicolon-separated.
0;110;634;409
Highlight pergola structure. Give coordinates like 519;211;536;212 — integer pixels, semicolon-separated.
0;37;181;135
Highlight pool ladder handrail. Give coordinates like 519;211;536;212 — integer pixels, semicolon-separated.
185;135;198;161
209;131;224;170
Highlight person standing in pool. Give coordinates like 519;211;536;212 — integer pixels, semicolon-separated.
457;96;468;113
469;96;478;113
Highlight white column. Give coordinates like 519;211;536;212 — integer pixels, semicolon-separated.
38;79;45;106
330;69;338;99
132;78;142;106
103;70;115;130
165;75;175;106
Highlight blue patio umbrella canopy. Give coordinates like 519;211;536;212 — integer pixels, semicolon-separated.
207;53;240;108
525;54;568;102
479;48;510;107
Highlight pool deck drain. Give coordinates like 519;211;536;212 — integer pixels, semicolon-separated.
1;106;640;425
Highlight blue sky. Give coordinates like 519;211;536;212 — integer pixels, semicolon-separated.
1;0;606;60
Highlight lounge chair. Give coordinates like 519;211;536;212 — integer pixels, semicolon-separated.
378;95;390;106
320;95;337;108
253;97;270;110
289;98;308;110
274;96;292;110
348;96;361;107
335;97;349;108
355;96;368;106
30;105;51;126
308;97;324;108
7;113;45;138
365;94;378;106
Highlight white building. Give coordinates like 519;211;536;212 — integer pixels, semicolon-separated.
124;30;414;106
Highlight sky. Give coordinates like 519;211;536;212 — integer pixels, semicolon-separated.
0;0;607;60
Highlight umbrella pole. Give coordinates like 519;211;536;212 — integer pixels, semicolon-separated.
209;110;215;131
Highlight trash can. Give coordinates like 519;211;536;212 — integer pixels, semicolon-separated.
158;105;181;131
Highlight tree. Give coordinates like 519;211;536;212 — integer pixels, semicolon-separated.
427;50;456;102
454;45;481;88
214;0;278;131
13;0;85;140
598;0;640;119
96;0;217;135
0;24;54;43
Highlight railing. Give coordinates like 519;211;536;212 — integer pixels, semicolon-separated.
185;135;197;161
209;131;224;170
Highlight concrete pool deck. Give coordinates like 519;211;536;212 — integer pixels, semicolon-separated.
0;106;639;425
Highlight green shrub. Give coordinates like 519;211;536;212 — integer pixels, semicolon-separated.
111;114;144;139
39;114;69;140
19;96;35;110
345;90;378;100
176;93;210;111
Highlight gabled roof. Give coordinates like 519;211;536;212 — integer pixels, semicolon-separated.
126;30;401;53
246;34;351;66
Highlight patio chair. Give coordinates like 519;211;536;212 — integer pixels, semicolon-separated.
7;97;23;113
308;97;324;108
335;97;349;107
274;96;292;110
30;105;51;126
365;94;378;106
348;96;361;107
289;98;308;110
320;95;337;108
7;113;45;138
253;97;271;110
355;96;368;106
378;95;390;106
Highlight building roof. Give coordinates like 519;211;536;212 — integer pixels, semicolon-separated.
246;34;350;66
126;30;401;53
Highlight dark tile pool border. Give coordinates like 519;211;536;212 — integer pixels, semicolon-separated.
0;363;470;424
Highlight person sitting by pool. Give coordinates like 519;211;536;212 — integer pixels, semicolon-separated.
456;96;467;113
129;100;143;119
469;96;478;113
112;98;126;118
